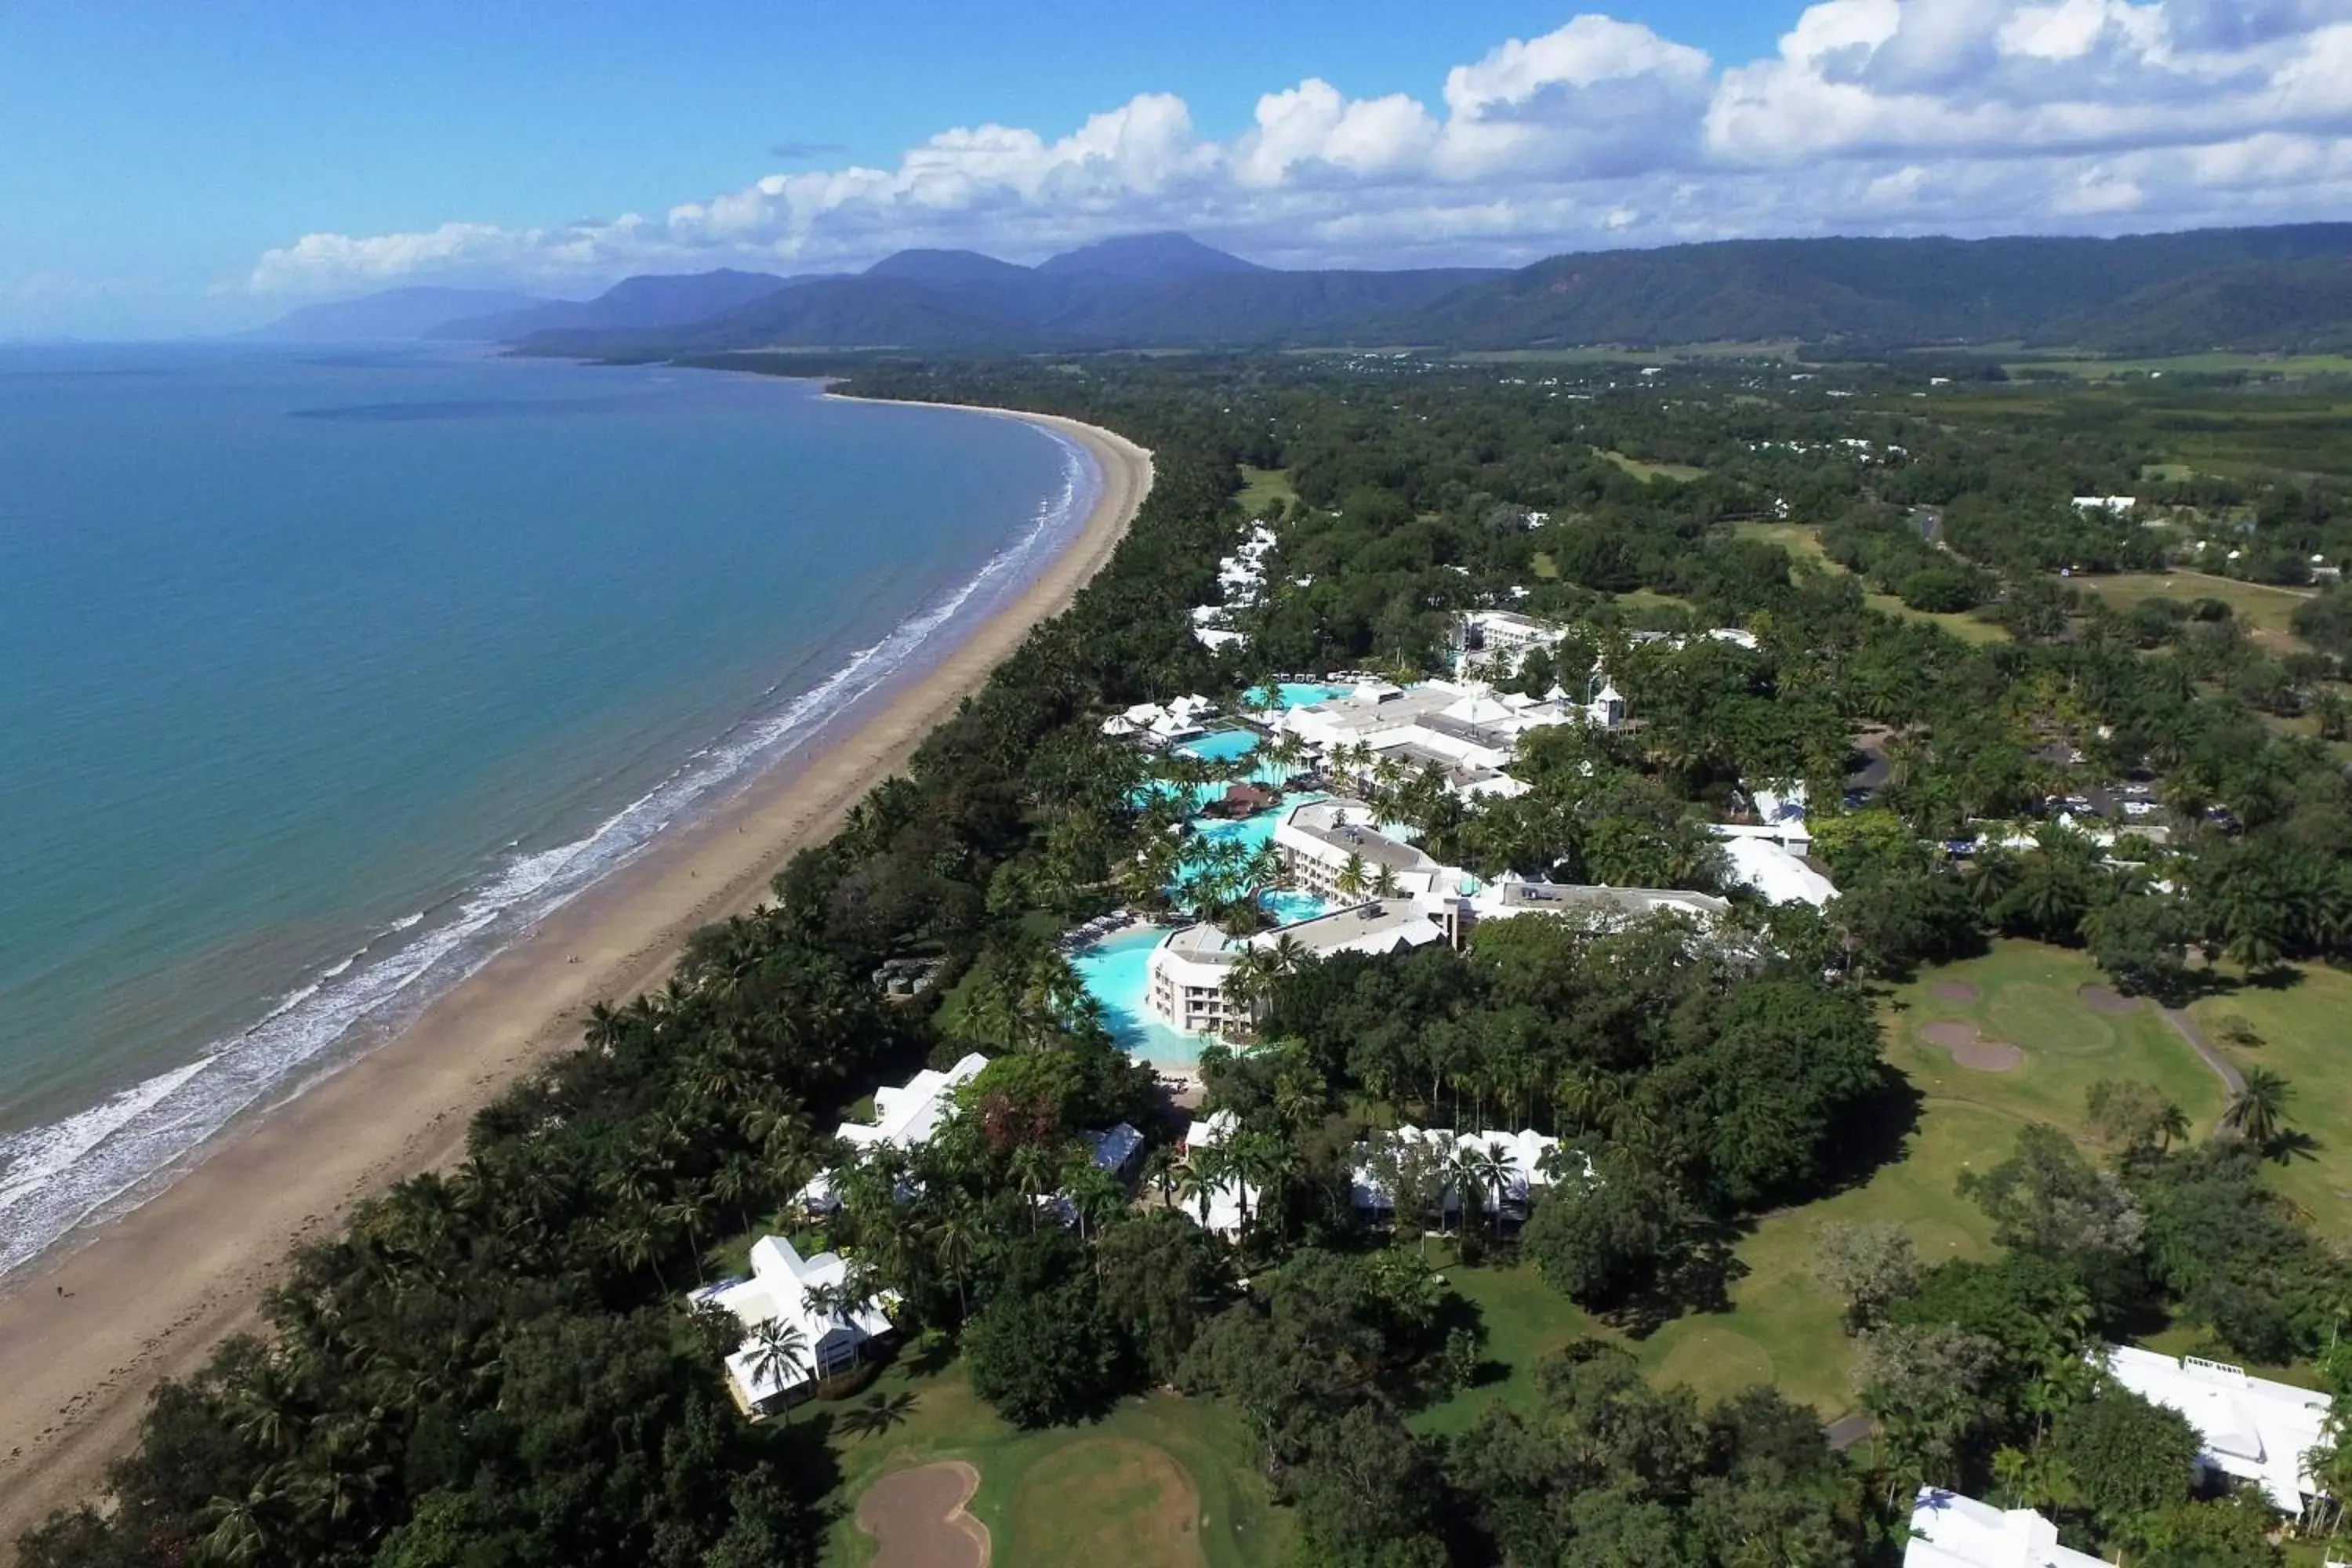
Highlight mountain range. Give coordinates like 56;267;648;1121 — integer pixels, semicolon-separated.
254;224;2352;357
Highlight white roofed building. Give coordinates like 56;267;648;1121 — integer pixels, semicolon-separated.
798;1053;989;1211
1178;1109;1257;1236
1349;1126;1581;1214
835;1052;989;1153
1456;609;1572;679
2103;1345;2332;1512
698;1235;894;1413
1904;1488;2104;1568
1715;833;1838;908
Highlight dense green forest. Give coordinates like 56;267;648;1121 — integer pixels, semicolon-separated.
31;351;2352;1567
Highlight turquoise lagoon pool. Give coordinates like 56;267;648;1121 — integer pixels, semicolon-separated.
1247;681;1356;710
1178;728;1261;764
1073;926;1207;1067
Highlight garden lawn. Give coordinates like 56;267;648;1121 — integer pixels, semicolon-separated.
2065;570;2316;650
2188;964;2352;1236
823;1354;1287;1568
1236;465;1297;521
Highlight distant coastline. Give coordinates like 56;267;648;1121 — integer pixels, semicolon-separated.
0;393;1154;1545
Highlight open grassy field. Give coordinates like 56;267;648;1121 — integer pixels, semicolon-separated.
824;1355;1287;1568
1450;342;1802;367
2064;570;2316;650
1236;465;1297;521
1409;942;2231;1434
1732;520;2011;644
2187;964;2352;1236
1600;449;1707;484
2004;353;2352;380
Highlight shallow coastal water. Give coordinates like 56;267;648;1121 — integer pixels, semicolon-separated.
0;343;1088;1274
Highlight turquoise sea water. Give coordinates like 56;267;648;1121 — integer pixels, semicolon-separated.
0;343;1091;1272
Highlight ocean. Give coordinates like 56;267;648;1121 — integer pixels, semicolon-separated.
0;343;1094;1275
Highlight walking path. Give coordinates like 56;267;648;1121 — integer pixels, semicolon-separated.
2160;1005;2245;1127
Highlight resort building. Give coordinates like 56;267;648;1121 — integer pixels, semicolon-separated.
2102;1345;2331;1513
1101;693;1219;744
1272;798;1444;901
698;1235;893;1413
798;1052;989;1211
1903;1487;2103;1568
1454;609;1572;678
1147;923;1254;1036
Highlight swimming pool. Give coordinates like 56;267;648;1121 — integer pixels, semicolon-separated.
1246;681;1356;710
1259;888;1333;925
1071;926;1218;1068
1178;728;1261;764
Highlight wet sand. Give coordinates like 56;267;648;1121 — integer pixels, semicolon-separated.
0;405;1152;1551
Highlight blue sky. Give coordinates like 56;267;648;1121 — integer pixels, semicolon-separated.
5;1;2350;335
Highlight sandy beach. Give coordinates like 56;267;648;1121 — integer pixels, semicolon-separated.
0;403;1152;1551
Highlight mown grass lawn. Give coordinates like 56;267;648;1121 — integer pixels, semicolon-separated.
2187;963;2352;1236
1236;465;1297;521
2064;569;2316;649
821;1352;1287;1568
1884;942;2228;1145
1600;449;1706;484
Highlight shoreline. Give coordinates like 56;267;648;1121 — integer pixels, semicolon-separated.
0;402;1153;1549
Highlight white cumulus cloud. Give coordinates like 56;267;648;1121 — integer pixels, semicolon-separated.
247;2;2352;298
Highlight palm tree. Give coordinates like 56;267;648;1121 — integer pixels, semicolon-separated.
742;1319;811;1414
601;1208;673;1295
1464;1141;1512;1236
1141;1145;1180;1210
929;1200;982;1318
713;1152;764;1238
662;1190;717;1283
2223;1067;2294;1151
196;1473;292;1566
1179;1145;1232;1230
1336;852;1370;902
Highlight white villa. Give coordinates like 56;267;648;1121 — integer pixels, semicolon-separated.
1715;834;1838;907
1904;1487;2103;1568
1349;1125;1581;1214
1714;780;1838;908
2103;1345;2332;1513
698;1235;894;1413
1102;693;1220;744
1180;1109;1256;1237
798;1052;989;1212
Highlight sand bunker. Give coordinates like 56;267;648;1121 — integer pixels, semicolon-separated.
2077;984;2142;1014
860;1461;989;1568
1931;982;1981;1003
1921;1020;2026;1073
